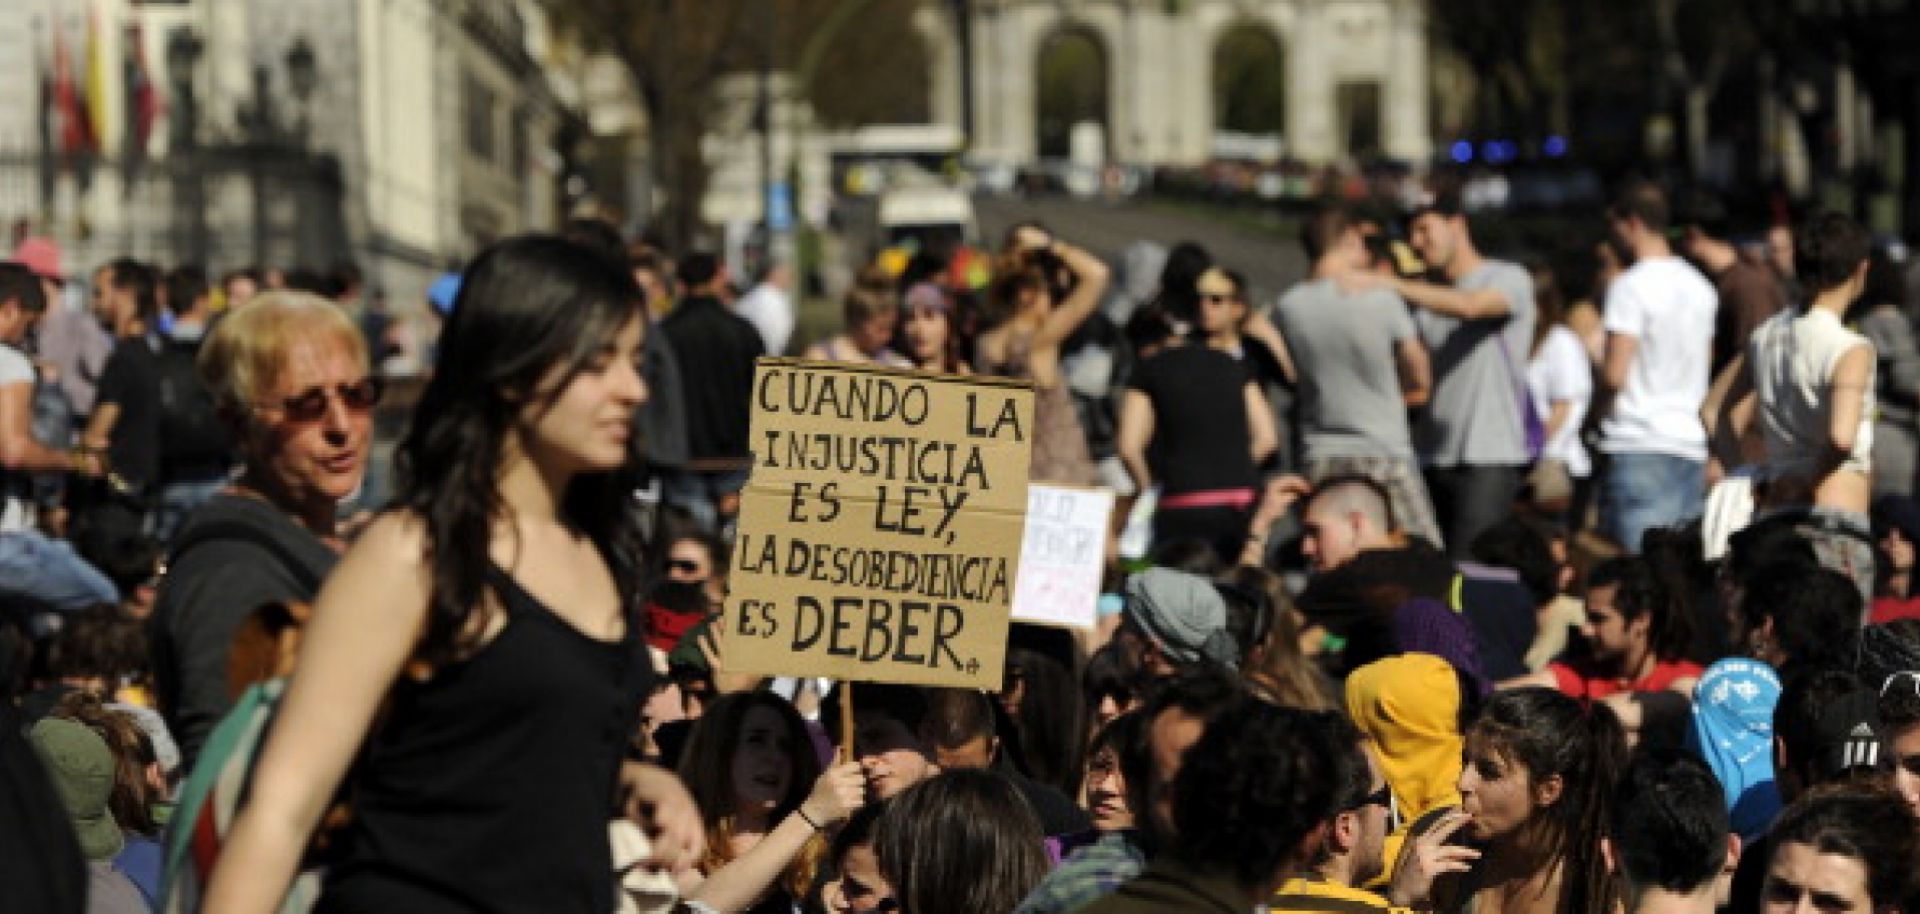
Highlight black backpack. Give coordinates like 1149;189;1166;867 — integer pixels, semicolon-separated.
156;338;231;476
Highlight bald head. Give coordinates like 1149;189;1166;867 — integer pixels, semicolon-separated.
1301;478;1396;573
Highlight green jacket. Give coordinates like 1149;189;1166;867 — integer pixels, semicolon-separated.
1069;857;1255;914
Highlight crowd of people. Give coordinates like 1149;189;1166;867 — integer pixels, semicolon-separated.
4;173;1920;914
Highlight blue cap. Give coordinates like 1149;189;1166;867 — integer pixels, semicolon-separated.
427;272;463;315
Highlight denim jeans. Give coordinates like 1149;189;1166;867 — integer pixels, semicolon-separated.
1424;464;1523;559
0;530;119;615
150;477;229;545
1603;451;1705;553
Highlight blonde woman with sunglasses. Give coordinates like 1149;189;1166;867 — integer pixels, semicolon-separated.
151;290;379;768
202;237;705;913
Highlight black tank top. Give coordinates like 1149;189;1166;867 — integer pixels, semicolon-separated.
319;565;650;914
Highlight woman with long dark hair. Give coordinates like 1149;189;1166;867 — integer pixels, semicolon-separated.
203;235;705;913
1391;688;1626;914
675;692;864;913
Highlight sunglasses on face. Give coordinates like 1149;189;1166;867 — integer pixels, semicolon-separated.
1347;784;1392;813
1199;292;1239;305
265;378;384;422
668;559;705;575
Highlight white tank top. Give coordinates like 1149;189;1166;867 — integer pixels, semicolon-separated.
1749;307;1876;483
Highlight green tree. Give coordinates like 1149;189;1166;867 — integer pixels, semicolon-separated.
544;0;930;249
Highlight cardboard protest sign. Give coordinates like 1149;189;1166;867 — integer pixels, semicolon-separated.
721;359;1034;690
1010;484;1112;629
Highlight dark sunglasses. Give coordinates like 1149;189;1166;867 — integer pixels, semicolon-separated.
1199;293;1239;304
1347;784;1392;812
267;378;383;422
668;559;705;575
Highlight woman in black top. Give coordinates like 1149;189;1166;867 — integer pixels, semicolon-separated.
205;236;705;913
1117;267;1278;563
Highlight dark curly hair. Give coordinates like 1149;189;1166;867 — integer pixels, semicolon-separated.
1171;702;1351;890
1795;211;1872;297
1467;688;1626;914
1587;556;1691;662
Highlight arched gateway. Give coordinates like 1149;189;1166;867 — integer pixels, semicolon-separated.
921;0;1430;168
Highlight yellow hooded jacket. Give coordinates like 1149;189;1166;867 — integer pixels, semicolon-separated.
1345;653;1465;880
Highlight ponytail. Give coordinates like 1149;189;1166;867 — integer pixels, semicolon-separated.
1469;689;1628;914
1565;703;1626;914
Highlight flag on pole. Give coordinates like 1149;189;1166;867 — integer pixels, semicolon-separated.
84;10;112;153
36;27;56;212
122;20;164;192
53;26;82;156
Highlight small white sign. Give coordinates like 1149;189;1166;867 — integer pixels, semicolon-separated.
1011;484;1113;629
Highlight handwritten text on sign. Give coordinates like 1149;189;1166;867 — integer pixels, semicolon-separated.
721;360;1034;689
1011;485;1113;629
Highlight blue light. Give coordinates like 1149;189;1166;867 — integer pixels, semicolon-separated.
1544;135;1568;157
1450;140;1474;164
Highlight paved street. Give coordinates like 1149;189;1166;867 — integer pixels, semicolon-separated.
974;195;1309;307
829;193;1309;314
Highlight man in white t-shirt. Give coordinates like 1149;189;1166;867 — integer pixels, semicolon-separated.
1598;181;1719;552
732;262;795;357
0;263;118;610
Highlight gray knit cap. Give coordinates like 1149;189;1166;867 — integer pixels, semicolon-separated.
1124;567;1239;670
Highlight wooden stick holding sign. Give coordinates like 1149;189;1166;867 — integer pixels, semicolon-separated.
720;359;1035;693
838;681;854;765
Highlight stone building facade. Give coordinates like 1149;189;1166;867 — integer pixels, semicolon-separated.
0;0;570;309
936;0;1430;167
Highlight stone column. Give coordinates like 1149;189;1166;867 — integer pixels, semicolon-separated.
1287;1;1336;163
1111;3;1139;163
969;2;1035;165
1383;0;1431;162
916;4;964;135
1177;7;1213;164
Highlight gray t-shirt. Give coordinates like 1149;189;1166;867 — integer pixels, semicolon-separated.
1414;260;1536;467
1274;279;1418;458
